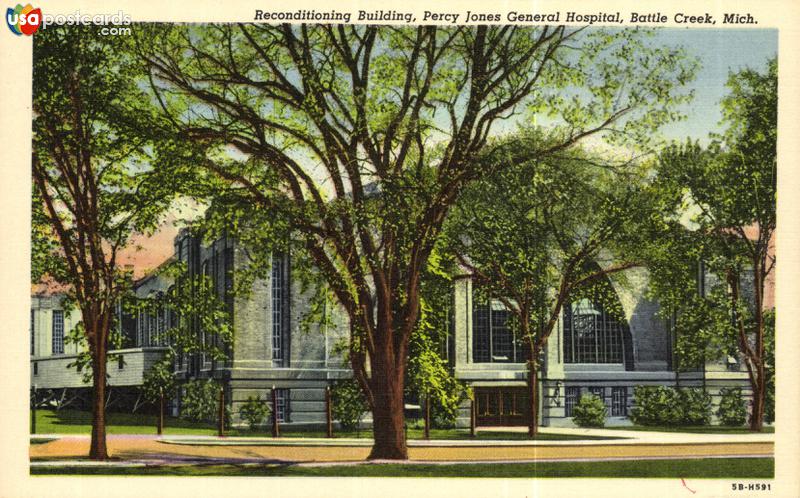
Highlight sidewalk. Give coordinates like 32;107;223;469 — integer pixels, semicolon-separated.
154;427;774;446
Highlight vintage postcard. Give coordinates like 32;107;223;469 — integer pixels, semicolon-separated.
1;0;798;496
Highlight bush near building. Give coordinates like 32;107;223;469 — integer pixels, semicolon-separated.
180;379;226;424
630;386;712;426
331;379;369;431
717;387;748;426
239;395;271;430
678;388;713;425
572;394;607;428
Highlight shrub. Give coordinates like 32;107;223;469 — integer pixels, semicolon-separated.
717;388;747;426
429;384;470;429
239;395;270;430
630;386;711;426
572;394;607;428
677;388;713;425
630;386;681;426
331;379;369;431
141;352;177;404
180;379;222;423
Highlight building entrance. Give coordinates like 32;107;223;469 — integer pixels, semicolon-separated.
474;387;529;426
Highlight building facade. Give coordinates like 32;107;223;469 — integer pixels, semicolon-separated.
30;230;754;428
167;229;352;426
29;290;169;411
451;267;752;428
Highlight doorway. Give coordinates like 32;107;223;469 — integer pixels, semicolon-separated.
474;387;529;426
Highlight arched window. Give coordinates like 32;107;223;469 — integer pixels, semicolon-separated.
563;298;625;364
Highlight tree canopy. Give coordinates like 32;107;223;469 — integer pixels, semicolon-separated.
135;24;697;459
32;26;185;459
444;128;654;435
644;58;776;430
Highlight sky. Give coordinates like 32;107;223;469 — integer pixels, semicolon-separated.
119;27;779;278
653;28;777;141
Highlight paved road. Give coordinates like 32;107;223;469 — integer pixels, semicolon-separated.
30;433;774;465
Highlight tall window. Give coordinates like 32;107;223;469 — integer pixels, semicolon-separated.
30;309;35;356
563;298;624;364
472;300;523;363
611;387;627;416
137;309;145;346
271;252;289;364
200;260;210;362
156;293;167;346
274;388;290;423
148;306;156;346
565;386;580;417
224;247;234;312
52;310;64;354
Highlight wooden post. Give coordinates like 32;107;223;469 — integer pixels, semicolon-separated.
31;385;37;435
424;394;430;440
325;385;333;438
470;396;476;437
271;386;280;438
157;388;164;436
217;387;224;437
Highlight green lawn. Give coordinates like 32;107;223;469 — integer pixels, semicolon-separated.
30;409;617;440
32;409;217;436
33;409;774;440
30;457;774;478
604;425;775;434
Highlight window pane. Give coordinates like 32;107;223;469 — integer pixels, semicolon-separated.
491;308;513;362
137;310;144;346
271;252;288;363
564;299;624;364
612;387;627;416
274;388;290;423
574;299;598;363
472;304;490;363
52;310;64;354
473;299;523;364
565;386;580;417
605;312;623;363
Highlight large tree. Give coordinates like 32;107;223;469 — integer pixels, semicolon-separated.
137;24;695;459
31;27;180;459
445;133;652;436
646;59;776;432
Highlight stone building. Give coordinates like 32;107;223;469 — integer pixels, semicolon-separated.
451;267;753;428
167;228;351;427
30;228;756;428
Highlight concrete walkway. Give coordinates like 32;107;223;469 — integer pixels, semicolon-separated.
152;427;774;446
29;428;774;468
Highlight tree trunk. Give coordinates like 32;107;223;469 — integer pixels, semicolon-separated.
527;358;539;438
367;360;408;460
89;343;108;460
749;367;766;432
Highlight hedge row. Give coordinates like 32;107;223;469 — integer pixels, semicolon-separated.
571;386;748;428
